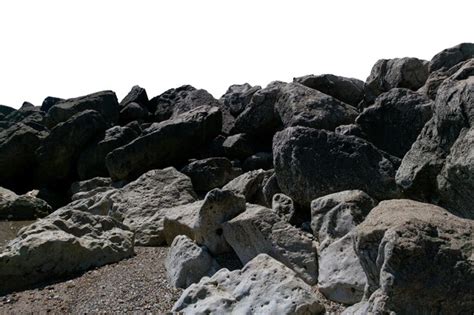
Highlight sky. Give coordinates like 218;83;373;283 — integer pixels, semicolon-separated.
0;0;473;108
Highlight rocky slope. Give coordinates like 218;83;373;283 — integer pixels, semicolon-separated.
0;42;473;314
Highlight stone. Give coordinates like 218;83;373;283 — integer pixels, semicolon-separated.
352;199;474;314
222;169;270;203
172;254;325;315
223;204;318;285
119;85;149;108
429;42;474;72
77;126;138;180
45;90;119;128
334;124;365;137
0;187;52;220
0;104;15;116
273;127;400;207
35;110;107;186
163;189;246;254
119;102;149;125
355;88;433;158
294;74;364;107
220;83;261;116
261;172;281;207
180;157;240;193
106;105;222;181
0;208;134;295
165;235;220;289
242;152;273;171
41;96;63;113
222;133;255;160
272;193;295;223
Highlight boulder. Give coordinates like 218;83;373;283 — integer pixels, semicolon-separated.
294;74;364;107
45;90;119;128
106;105;222;181
222;204;318;285
273;127;400;207
163;189;246;254
119;85;149;108
172;254;324;315
222;169;271;203
334;124;365;137
180;157;240;193
355;88;433;158
261;172;281;207
222;133;255;160
429;42;474;73
40;96;63;113
272;193;295;223
220;83;261;116
351;199;474;314
0;208;134;295
242;152;273;171
165;235;220;289
0;104;15;116
119;102;149;125
0;187;52;220
35;110;107;186
70;177;126;201
77;126;139;180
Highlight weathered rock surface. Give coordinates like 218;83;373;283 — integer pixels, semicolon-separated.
429;42;474;73
41;96;63;113
272;193;295;223
172;254;325;315
0;208;134;295
119;102;149;125
106;105;221;181
223;203;318;285
119;85;149;109
222;169;271;204
165;235;220;289
351;199;474;314
222;133;255;160
274;126;400;207
0;187;52;220
220;83;261;116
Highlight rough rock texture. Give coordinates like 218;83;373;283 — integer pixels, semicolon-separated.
163;189;246;254
294;74;365;107
356;88;433;158
396;67;473;217
351;199;474;314
274;127;400;207
429;42;474;73
0;208;134;295
272;193;295;223
165;235;220;289
220;83;261;117
119;102;149;125
261;172;281;207
41;96;63;112
180;157;240;193
222;169;270;203
242;152;273;171
222;133;255;160
223;204;318;285
0;187;52;220
119;85;149;108
106;106;222;181
172;254;324;315
45;90;119;128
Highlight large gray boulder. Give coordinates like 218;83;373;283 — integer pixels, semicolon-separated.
106;105;222;181
220;83;261;117
45;90;119;128
350;199;474;314
0;187;52;220
222;204;318;285
355;88;433;158
273;127;400;207
0;208;134;295
222;169;272;204
429;42;474;73
165;235;220;289
172;254;325;315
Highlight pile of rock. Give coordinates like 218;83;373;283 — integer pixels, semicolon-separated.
0;43;473;314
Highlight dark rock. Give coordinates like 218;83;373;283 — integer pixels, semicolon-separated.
262;172;281;207
429;42;474;72
0;104;15;116
335;124;365;137
294;74;364;107
220;83;261;116
106;106;222;181
222;133;255;160
119;102;149;125
2;108;46;127
20;102;35;110
272;193;295;223
0;187;52;220
273;127;400;207
355;88;433;158
41;96;63;113
119;85;149;108
242;152;273;171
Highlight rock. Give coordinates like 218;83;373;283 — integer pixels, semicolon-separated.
355;88;433;158
222;169;270;203
294;74;364;107
220;83;261;116
20;102;36;110
429;42;474;72
274;82;359;130
0;187;52;220
35;110;107;186
77;126;139;180
180;157;241;193
172;254;324;315
396;68;473;217
0;208;134;295
242;152;273;171
364;57;429;104
119;102;149;125
163;189;246;254
2;108;46;128
334;124;365;137
222;204;318;284
261;172;281;207
0;122;49;192
273;127;400;207
108;167;198;246
41;96;63;113
119;85;149;108
70;177;126;201
272;193;295;223
165;235;220;289
105;105;222;181
310;190;376;249
0;104;15;116
352;199;474;314
45;90;119;128
222;133;255;160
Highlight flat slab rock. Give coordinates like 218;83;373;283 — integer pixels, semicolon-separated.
172;253;325;315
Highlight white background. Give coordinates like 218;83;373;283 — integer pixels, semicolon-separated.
0;0;472;108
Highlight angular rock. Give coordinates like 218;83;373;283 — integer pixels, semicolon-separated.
223;204;318;284
220;83;261;116
294;74;364;107
352;199;474;314
180;157;240;193
41;96;63;113
0;104;15;116
222;169;270;203
119;85;149;108
45;90;119;128
272;193;295;223
242;152;273;171
106;105;222;181
0;187;52;220
165;235;220;289
222;133;255;160
262;172;281;207
172;254;324;315
334;124;365;137
429;42;474;72
355;88;433;158
0;208;134;295
274;127;400;207
119;102;149;125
